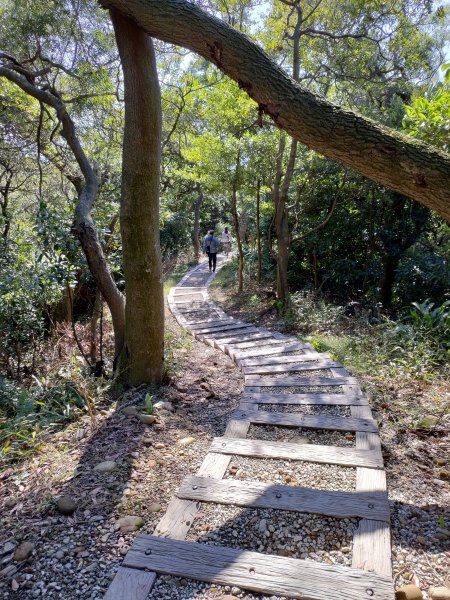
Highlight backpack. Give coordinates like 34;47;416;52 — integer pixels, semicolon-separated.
204;235;219;254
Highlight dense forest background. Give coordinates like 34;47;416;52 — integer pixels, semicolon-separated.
0;0;449;460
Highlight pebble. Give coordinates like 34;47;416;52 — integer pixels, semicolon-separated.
177;436;196;446
138;414;157;425
114;516;144;532
430;588;450;600
395;585;423;599
93;461;117;473
13;542;34;562
56;496;78;515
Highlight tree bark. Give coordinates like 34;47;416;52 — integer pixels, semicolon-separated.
192;183;203;260
256;178;262;283
102;0;450;221
231;151;244;293
111;9;164;386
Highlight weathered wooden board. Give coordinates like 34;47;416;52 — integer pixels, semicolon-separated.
205;324;259;343
177;476;390;522
234;343;308;361
232;409;378;433
211;330;272;343
244;375;358;387
230;338;295;352
210;437;383;468
124;536;393;600
242;392;368;406
189;319;238;331
103;567;156;600
353;519;392;578
350;405;392;577
239;352;327;367
243;360;340;375
194;323;252;335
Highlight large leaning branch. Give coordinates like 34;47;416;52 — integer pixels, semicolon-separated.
102;0;450;221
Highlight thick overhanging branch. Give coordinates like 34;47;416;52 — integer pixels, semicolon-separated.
102;0;450;221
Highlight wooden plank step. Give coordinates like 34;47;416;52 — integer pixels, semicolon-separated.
124;535;393;600
243;360;341;375
210;437;383;468
214;332;275;345
193;323;251;335
103;567;156;600
234;343;309;361
239;351;326;367
177;476;390;522
243;392;368;406
232;409;378;433
230;337;296;351
204;327;262;340
189;319;236;330
244;376;358;387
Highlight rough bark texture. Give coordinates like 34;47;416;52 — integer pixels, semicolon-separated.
256;179;262;283
111;10;164;385
192;183;203;260
231;152;244;293
102;0;450;221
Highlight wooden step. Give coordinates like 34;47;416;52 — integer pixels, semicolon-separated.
232;409;378;433
204;327;261;340
244;375;358;387
193;323;252;335
189;319;237;330
243;392;368;406
243;360;341;375
210;437;383;468
177;476;390;521
234;343;309;361
103;567;155;600
239;351;324;367
123;535;393;600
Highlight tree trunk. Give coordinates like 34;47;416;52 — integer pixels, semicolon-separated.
111;10;164;386
231;151;244;293
103;0;450;221
379;255;399;310
192;183;203;260
256;179;262;283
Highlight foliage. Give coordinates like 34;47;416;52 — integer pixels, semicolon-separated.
404;87;450;151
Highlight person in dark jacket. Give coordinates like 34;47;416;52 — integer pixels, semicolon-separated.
202;230;220;272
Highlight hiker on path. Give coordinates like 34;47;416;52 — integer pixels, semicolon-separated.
221;227;232;257
202;229;220;272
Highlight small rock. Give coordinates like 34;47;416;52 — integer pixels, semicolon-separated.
417;415;438;429
122;406;138;416
138;414;157;425
290;436;310;445
142;437;153;446
3;541;15;553
228;466;238;475
395;585;423;600
434;529;450;541
258;519;268;533
13;542;34;562
148;459;157;468
345;433;353;441
131;451;140;459
416;535;426;545
119;547;129;556
4;497;16;508
55;550;65;560
219;596;239;600
433;457;447;466
148;503;162;513
438;469;450;480
94;460;117;472
429;587;450;600
176;436;196;447
154;443;165;449
114;516;144;532
75;428;86;441
56;496;77;515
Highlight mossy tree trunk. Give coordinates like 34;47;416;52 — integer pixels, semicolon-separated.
111;10;164;386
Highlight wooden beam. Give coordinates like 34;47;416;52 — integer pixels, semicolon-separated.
124;535;393;600
232;409;378;433
210;437;383;468
243;392;368;406
177;476;390;521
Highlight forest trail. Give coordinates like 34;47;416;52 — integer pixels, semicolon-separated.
105;258;393;600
